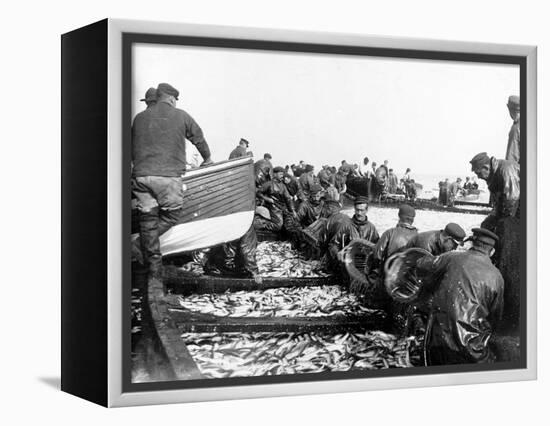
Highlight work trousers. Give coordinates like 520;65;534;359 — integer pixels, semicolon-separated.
131;176;184;274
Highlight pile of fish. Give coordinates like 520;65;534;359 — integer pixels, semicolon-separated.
175;285;383;318
256;241;328;278
182;331;423;378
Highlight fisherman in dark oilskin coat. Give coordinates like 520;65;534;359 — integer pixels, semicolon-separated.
416;228;504;365
505;95;520;163
256;166;297;232
470;152;520;332
406;223;466;256
372;204;418;267
349;196;379;243
295;184;325;228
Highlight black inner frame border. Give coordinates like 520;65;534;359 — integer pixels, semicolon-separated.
121;32;528;394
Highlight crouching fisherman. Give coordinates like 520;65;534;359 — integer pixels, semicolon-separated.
204;225;262;284
372;205;418;269
416;228;504;365
255;166;297;232
406;223;466;255
323;196;379;275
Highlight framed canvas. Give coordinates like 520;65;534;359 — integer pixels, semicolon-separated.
61;19;537;407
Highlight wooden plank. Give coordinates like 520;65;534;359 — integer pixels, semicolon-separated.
166;309;389;334
184;175;253;201
146;275;204;380
181;185;254;213
179;191;254;224
184;165;253;189
182;159;253;183
162;265;336;295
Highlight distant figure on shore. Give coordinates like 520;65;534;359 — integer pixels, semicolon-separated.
505;95;520;163
387;168;399;194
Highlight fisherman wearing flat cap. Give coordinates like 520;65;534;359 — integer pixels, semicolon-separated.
229;138;251;159
406;223;466;256
140;87;157;108
506;95;520;163
372;204;418;268
298;164;317;202
295;183;325;228
416;227;504;365
349;196;379;243
255;166;297;232
131;82;213;281
470;151;520;334
470;152;520;224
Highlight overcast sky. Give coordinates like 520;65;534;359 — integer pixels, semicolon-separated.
132;43;519;178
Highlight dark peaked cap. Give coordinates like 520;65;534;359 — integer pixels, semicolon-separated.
157;83;179;100
470;152;491;169
354;196;369;205
444;223;466;242
471;227;499;246
140;87;157;102
398;204;416;218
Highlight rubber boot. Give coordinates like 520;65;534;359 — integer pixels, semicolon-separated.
139;207;163;280
158;208;183;236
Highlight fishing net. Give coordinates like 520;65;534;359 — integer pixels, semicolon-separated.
383;248;431;303
342;239;378;296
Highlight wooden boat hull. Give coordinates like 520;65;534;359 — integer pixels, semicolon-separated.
132;157;256;256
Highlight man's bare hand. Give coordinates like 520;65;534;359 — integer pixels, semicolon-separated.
200;158;214;167
253;274;263;285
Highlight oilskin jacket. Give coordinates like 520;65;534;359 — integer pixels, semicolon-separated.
131;101;210;177
406;230;445;256
373;222;417;264
486;157;520;219
296;199;324;227
257;179;295;213
298;172;316;199
416;249;504;364
323;213;359;260
506;119;520;163
351;215;379;244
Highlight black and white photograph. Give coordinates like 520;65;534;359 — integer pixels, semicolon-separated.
126;35;525;388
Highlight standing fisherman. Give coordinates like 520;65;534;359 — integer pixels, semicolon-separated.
387;169;399;194
505;95;520;163
140;87;157;109
229;138;250;159
298;164;316;201
416;228;504;365
470;152;520;333
132;83;212;280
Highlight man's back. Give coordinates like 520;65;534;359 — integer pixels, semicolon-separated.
407;230;441;255
421;250;504;363
132;102;208;177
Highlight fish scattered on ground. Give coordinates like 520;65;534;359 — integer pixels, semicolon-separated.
175;285;383;318
182;331;423;378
